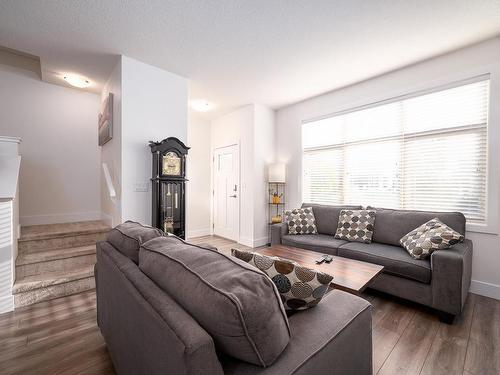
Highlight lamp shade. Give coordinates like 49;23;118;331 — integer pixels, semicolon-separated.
268;163;286;183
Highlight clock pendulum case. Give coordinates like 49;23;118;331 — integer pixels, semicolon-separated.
149;137;190;239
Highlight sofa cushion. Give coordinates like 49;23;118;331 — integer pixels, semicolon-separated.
139;236;290;367
400;218;464;260
284;207;318;235
338;242;431;283
282;234;347;256
231;249;333;311
334;209;376;243
368;207;466;247
106;221;165;263
301;203;363;235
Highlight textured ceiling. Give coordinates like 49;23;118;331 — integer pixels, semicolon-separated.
1;0;500;119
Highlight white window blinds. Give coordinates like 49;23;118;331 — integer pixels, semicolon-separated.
302;78;489;223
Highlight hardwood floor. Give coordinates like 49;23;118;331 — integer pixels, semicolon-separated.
0;235;498;375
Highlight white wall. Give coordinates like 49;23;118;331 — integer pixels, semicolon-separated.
0;137;20;313
121;56;188;225
211;104;275;247
186;116;212;237
100;56;188;226
100;58;122;227
0;65;101;225
253;105;275;245
276;37;500;300
211;105;255;245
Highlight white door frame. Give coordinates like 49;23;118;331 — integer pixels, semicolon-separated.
211;143;241;242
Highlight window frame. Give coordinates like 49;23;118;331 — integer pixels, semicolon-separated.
301;74;497;234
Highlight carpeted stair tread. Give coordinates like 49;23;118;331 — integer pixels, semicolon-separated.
16;245;96;266
13;265;95;294
19;220;110;242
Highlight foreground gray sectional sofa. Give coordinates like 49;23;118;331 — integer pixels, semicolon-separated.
271;204;473;322
95;222;373;375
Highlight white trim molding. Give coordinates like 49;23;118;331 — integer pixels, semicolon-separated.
0;295;14;315
186;228;212;239
20;211;102;226
238;236;268;248
470;280;500;300
252;236;269;248
238;236;254;248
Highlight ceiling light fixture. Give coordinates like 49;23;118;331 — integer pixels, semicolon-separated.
63;74;91;88
191;99;214;112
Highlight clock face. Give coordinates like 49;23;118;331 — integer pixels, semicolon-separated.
162;152;182;176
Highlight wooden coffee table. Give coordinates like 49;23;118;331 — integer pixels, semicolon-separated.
258;245;384;295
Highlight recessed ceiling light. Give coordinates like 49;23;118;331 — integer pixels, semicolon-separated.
191;99;214;112
63;74;91;88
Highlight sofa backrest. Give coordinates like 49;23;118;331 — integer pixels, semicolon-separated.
139;235;291;367
96;241;223;375
368;206;466;246
106;220;164;263
302;203;363;235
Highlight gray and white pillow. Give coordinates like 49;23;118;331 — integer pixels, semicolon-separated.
400;218;464;260
334;209;376;243
231;249;333;310
285;207;318;235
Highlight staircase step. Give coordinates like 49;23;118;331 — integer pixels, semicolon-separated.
18;220;109;253
16;245;97;278
19;220;109;241
13;266;95;307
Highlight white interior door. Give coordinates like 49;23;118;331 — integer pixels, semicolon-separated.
213;144;240;241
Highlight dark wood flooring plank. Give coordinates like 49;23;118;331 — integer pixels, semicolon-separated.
419;294;476;375
464;295;500;375
1;235;499;375
373;325;401;374
377;308;439;375
370;294;416;374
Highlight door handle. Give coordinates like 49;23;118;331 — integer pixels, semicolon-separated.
229;194;237;198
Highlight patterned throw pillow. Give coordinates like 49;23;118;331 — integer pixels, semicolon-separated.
231;249;333;310
284;207;318;235
334;209;376;243
400;218;464;260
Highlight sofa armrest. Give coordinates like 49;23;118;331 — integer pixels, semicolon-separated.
430;239;473;315
270;223;287;246
222;290;372;375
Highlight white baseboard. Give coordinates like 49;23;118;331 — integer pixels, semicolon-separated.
0;294;14;314
238;236;268;248
470;279;500;300
253;236;269;248
186;228;212;238
238;236;254;248
20;211;102;226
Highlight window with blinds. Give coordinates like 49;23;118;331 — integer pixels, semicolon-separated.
302;78;489;223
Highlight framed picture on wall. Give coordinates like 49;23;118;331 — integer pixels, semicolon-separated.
98;93;113;146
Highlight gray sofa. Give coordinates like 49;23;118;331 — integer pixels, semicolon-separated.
95;222;373;375
271;204;473;322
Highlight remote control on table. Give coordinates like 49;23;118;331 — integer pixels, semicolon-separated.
315;255;328;264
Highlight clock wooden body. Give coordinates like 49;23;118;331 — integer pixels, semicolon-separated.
149;137;190;239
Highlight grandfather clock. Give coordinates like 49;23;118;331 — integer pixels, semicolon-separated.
149;137;190;239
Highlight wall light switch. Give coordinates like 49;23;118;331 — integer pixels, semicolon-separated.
134;182;149;192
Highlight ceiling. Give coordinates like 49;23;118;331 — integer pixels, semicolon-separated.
1;0;500;120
